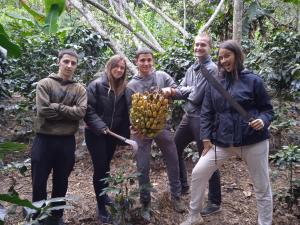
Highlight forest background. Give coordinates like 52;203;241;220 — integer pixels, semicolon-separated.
0;0;299;225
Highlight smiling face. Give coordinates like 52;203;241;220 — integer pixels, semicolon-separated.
218;48;236;73
111;60;126;80
135;53;154;76
194;36;211;61
58;54;78;80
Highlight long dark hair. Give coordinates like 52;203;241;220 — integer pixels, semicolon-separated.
218;40;244;81
105;55;127;96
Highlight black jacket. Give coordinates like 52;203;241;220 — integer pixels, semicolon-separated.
84;74;131;139
200;69;274;147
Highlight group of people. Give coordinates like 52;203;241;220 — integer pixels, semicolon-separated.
31;32;274;225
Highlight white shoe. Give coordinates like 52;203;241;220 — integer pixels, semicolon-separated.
180;213;204;225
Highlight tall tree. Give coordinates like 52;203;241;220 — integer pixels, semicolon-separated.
233;0;243;44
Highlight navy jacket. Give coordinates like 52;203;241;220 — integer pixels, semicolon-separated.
200;69;274;147
84;74;131;139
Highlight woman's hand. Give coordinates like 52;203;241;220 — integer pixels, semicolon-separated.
202;139;213;156
249;119;264;131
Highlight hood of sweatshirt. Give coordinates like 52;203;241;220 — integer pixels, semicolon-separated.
48;73;77;85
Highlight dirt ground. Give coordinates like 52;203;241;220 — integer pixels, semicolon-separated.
0;140;299;225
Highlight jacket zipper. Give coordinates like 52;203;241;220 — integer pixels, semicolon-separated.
110;93;117;130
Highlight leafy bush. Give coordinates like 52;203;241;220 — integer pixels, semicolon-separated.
270;145;300;208
246;32;300;100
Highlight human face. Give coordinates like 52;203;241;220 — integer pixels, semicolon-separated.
218;48;235;73
111;60;126;79
135;53;154;76
58;54;77;80
194;36;211;61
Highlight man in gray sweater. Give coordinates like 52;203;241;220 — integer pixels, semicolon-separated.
31;49;87;225
174;33;222;216
127;48;185;221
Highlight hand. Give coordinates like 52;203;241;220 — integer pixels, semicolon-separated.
102;127;109;134
202;139;213;156
249;119;264;131
161;87;175;98
130;126;144;139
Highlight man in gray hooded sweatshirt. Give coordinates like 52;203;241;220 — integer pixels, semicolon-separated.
127;48;185;221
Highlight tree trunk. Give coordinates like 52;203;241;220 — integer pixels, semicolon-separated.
233;0;243;44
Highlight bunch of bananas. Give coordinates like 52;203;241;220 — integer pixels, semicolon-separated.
130;91;169;138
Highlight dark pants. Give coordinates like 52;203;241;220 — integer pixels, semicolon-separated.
85;129;117;212
174;114;221;205
31;133;76;217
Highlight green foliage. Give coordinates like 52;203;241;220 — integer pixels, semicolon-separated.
0;184;76;224
44;0;66;33
101;170;141;225
0;23;21;57
246;32;300;100
270;145;300;208
156;37;194;82
0;142;27;160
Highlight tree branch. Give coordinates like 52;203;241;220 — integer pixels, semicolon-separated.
140;0;190;38
198;0;225;35
70;0;137;75
124;0;164;51
82;0;163;52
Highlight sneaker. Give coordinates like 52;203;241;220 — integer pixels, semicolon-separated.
140;202;151;221
180;213;204;225
181;186;189;195
172;197;185;213
200;203;221;217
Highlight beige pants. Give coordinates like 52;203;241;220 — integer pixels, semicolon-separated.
189;140;272;225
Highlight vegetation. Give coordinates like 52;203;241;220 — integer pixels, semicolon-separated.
0;0;299;224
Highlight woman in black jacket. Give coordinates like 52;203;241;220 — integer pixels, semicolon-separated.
84;55;131;224
180;40;274;225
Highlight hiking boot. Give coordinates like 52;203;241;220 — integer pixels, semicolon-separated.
180;213;204;225
172;197;186;213
96;205;112;224
43;216;66;225
140;202;151;221
181;186;189;195
103;194;113;206
200;203;221;217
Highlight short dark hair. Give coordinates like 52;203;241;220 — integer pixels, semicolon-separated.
135;47;153;59
218;40;244;81
58;49;78;62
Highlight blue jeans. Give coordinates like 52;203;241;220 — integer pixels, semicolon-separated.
174;114;221;205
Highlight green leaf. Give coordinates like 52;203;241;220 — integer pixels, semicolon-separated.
44;4;61;33
0;194;39;210
5;12;35;27
0;34;21;58
20;0;45;23
44;0;65;16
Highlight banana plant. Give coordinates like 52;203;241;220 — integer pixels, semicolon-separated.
0;23;21;57
19;0;66;33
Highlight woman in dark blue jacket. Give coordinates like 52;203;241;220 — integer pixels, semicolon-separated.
180;40;274;225
84;55;131;224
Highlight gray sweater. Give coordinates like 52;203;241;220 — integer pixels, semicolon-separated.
177;56;218;117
